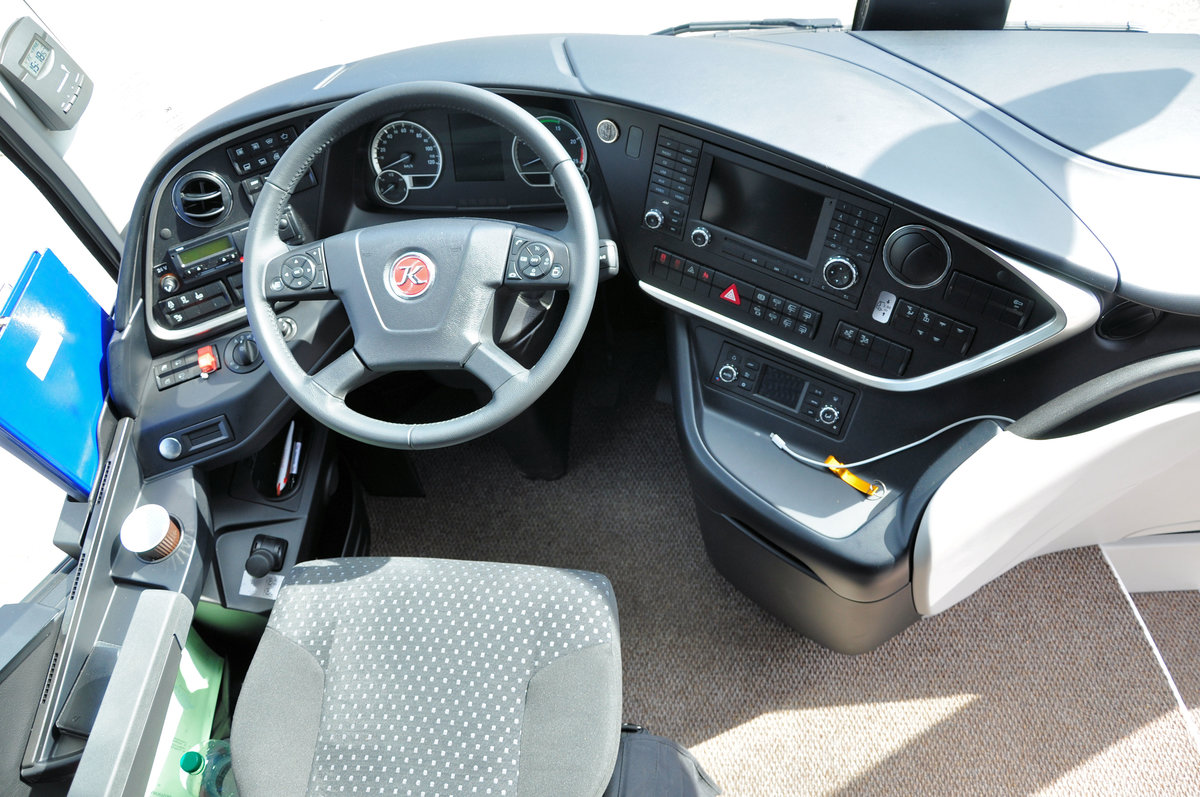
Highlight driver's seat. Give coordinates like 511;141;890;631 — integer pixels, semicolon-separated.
229;557;622;796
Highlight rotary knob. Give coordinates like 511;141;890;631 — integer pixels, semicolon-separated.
717;364;738;383
690;226;711;248
643;209;664;230
822;256;859;291
160;275;180;294
818;405;841;425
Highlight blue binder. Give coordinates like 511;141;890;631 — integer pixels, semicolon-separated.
0;249;111;499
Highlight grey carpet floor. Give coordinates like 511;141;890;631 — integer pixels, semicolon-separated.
365;373;1200;795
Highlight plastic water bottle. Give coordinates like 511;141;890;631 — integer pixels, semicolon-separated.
179;739;240;797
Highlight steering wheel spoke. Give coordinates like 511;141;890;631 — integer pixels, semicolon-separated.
312;348;374;400
466;339;528;395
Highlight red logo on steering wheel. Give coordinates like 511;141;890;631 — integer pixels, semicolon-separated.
390;253;435;299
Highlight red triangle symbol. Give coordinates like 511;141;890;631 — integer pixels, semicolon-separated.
719;284;741;305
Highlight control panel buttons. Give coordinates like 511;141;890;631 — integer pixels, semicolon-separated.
833;321;911;377
710;342;854;437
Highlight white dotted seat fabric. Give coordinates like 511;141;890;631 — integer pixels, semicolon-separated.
241;557;619;796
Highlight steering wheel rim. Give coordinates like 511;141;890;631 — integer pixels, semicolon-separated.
243;81;598;449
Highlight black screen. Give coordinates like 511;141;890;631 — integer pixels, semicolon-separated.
757;365;807;411
448;114;506;182
700;158;825;259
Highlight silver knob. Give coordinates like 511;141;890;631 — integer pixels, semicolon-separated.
822;256;859;291
718;364;738;383
120;504;181;562
690;227;711;248
818;405;841;425
643;209;664;230
160;275;180;294
159;437;183;460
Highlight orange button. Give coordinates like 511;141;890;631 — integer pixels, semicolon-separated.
197;345;219;374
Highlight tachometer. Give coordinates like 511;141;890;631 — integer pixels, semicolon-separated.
512;116;587;187
370;120;442;204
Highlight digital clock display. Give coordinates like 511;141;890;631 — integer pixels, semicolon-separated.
21;38;51;77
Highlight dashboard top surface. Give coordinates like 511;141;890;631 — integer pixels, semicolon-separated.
136;31;1200;321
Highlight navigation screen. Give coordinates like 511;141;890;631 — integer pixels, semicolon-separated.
449;113;505;182
701;157;825;260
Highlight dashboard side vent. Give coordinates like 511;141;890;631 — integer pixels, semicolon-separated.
172;171;231;228
40;651;60;704
68;551;87;602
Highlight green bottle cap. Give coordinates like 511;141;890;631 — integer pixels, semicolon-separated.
180;750;205;774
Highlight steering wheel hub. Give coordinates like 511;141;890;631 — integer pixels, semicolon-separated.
388;252;436;299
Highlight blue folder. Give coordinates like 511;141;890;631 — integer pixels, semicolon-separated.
0;249;111;499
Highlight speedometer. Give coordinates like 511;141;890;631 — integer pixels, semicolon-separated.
512;116;587;187
370;120;442;203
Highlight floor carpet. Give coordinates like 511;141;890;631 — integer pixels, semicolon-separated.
366;365;1200;795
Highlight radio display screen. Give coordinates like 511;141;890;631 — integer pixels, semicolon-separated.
177;236;232;266
701;157;825;260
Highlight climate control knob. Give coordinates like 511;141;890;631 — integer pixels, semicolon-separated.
822;256;859;291
690;226;711;248
717;364;738;383
643;209;664;230
818;405;841;425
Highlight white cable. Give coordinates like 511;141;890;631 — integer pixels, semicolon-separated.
769;415;1015;470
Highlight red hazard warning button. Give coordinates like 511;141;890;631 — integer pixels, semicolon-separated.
719;284;741;305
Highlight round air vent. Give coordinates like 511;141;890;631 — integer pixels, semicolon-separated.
883;225;952;289
172;171;231;228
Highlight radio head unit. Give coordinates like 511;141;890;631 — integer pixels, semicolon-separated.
644;129;889;308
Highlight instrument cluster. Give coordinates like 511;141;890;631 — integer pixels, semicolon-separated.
362;109;588;209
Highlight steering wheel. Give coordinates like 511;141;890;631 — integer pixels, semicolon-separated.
243;82;598;449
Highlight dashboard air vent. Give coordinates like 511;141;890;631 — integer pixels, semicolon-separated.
172;171;231;228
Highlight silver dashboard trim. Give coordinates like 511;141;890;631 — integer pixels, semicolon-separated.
640;248;1100;392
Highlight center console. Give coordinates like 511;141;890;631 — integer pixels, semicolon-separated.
570;107;1092;652
635;127;1059;392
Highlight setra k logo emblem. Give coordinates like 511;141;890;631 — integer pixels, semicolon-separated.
388;252;436;299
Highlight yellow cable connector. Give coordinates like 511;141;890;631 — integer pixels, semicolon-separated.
824;456;881;497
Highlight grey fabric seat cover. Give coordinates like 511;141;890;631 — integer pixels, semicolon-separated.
231;557;622;797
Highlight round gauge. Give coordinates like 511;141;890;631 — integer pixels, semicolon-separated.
512;116;587;187
374;169;410;206
370;120;442;199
